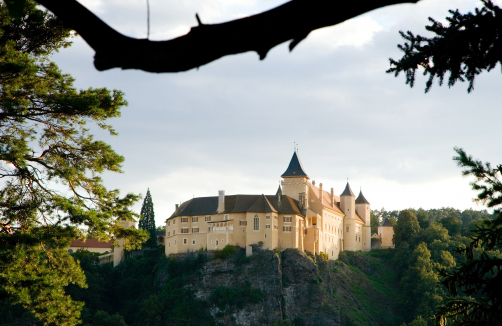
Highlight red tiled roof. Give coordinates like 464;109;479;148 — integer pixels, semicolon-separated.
309;183;344;214
70;239;112;248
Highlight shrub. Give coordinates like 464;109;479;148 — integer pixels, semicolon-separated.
214;245;236;260
211;282;265;309
319;252;329;261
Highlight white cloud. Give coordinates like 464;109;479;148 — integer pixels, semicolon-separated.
306;16;383;51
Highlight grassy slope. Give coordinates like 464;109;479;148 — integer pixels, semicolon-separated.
330;249;402;326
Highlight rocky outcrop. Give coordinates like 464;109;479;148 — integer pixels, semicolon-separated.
160;248;399;326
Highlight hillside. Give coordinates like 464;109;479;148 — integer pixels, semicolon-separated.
51;247;403;326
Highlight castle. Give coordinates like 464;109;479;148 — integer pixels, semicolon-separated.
164;151;393;259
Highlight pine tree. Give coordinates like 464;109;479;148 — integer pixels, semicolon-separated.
139;189;157;247
0;2;148;324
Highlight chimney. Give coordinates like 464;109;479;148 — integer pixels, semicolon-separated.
319;183;323;202
312;180;315;186
217;190;225;213
175;203;179;211
331;188;334;206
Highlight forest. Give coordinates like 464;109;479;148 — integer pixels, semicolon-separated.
1;206;497;326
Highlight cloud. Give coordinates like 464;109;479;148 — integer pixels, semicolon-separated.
307;16;384;51
50;0;502;226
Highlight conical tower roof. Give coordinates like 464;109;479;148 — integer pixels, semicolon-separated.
281;151;309;178
355;190;370;205
380;218;394;227
340;182;354;196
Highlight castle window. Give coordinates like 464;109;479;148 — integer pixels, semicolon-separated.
173;219;175;224
192;227;199;233
274;215;278;220
254;216;259;231
266;224;271;229
216;240;218;245
284;216;291;223
181;217;188;223
205;216;211;221
283;226;291;232
346;226;349;232
167;221;170;226
173;230;176;235
266;215;270;219
208;227;211;231
355;236;357;241
224;214;229;219
192;240;196;245
240;221;247;226
183;239;187;245
174;240;177;245
168;231;170;236
275;225;279;230
168;242;170;247
181;228;189;234
192;216;198;222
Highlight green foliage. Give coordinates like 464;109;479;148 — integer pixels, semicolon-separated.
319;251;329;261
370;210;380;233
214;244;236;260
83;310;128;326
139;189;157;248
388;0;502;93
394;210;420;248
211;282;265;309
0;3;147;324
439;216;462;237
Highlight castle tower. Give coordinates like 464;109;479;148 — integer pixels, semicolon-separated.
356;190;371;252
280;151;309;211
113;218;137;267
341;182;357;251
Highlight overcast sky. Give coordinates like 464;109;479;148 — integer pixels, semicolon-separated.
50;0;502;226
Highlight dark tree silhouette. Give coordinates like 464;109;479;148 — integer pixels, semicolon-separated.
388;0;502;93
139;189;157;248
436;148;502;325
18;0;421;73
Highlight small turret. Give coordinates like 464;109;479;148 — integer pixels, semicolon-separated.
355;190;370;225
340;182;355;219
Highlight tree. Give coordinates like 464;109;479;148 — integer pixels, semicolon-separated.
389;0;502;93
400;243;443;323
440;216;462;237
139;189;157;248
416;208;430;229
1;0;420;73
0;3;147;325
436;148;502;325
370;210;380;233
394;210;420;248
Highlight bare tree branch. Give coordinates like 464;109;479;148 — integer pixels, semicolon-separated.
36;0;420;73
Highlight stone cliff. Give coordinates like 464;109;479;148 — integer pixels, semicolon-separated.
157;247;401;326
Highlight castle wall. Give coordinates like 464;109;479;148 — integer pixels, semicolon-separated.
362;226;371;252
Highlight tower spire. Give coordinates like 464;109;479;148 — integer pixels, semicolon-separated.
281;151;309;178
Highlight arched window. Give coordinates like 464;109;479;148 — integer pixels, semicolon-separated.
254;215;259;231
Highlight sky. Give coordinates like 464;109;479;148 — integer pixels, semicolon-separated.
49;0;502;226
